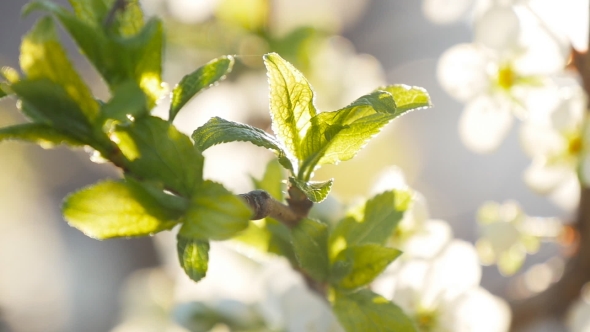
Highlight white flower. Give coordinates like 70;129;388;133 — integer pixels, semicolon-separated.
380;240;511;332
437;3;569;153
520;81;587;210
568;297;590;332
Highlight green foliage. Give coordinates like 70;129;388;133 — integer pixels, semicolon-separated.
113;116;204;197
0;123;84;147
292;218;331;282
192;116;293;171
331;244;401;290
170;56;235;122
62;179;182;239
177;235;210;282
180;181;252;240
332;289;417;332
329;190;410;257
1;1;434;329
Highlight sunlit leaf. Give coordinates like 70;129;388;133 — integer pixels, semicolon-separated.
331;244;401;290
20;16;99;121
170;56;235;122
62;179;181;239
177;234;210;282
299;91;398;178
112;116;204;196
329;190;407;256
0;123;84;147
180;180;251;240
292;218;330;282
264;52;317;172
289;177;333;203
377;84;431;113
192;116;293;172
332;289;416;332
215;0;268;32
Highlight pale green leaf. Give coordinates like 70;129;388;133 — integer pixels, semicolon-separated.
20;16;99;121
289;177;333;203
331;244;401;290
264;52;317;171
62;179;181;239
177;235;210;282
0;123;84;147
180;180;251;240
329;190;407;257
170;56;235;121
377;84;431;113
299;91;398;179
192;117;293;172
292;218;330;282
252;159;285;200
112;116;204;196
332;289;416;332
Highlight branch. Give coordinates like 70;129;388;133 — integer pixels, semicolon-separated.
239;190;303;227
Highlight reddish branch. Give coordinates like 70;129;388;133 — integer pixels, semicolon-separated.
509;45;590;330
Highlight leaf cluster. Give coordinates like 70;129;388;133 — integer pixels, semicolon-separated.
0;1;432;331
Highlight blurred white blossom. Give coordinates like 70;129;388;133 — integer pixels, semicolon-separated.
437;2;569;153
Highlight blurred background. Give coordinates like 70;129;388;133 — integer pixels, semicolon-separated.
0;0;573;331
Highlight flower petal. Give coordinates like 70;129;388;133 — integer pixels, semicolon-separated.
459;95;514;153
421;0;473;24
474;5;520;52
441;287;511;332
524;159;571;194
437;44;492;102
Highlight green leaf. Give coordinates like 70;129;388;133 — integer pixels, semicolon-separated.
0;123;84;147
11;79;95;143
20;16;99;121
377;84;431;113
62;179;181;239
112;116;204;196
170;56;235;122
264;52;317;172
299;91;399;179
331;244;401;290
332;289;416;332
192;117;293;172
66;0;109;24
329;190;408;258
101;80;148;122
180;180;251;240
289;177;333;203
177;234;210;282
26;2;164;107
291;218;330;282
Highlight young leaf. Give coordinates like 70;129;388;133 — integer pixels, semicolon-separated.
112;116;204;196
170;56;235;122
377;84;431;113
25;2;164;107
180;180;251;240
264;52;317;171
62;179;182;239
20;16;99;121
329;190;408;256
66;0;109;25
291;218;330;282
11;79;96;143
0;123;84;148
332;289;417;332
331;244;402;290
289;177;333;203
299;91;398;179
177;234;210;282
251;158;285;200
192;116;294;172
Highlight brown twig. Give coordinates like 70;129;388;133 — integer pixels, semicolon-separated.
239;189;307;228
